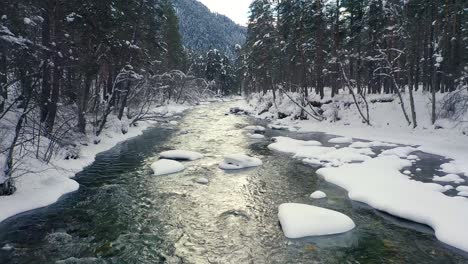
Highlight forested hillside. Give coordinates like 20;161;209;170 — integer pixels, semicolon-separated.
173;0;246;59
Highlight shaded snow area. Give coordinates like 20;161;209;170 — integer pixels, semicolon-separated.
159;150;204;161
219;154;263;170
0;103;192;223
267;134;468;251
151;159;185;176
278;203;355;238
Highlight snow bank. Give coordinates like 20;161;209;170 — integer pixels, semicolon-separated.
151;159;185;176
433;174;465;184
310;191;327;199
219;154;262;170
328;137;353;144
317;155;468;252
159;150;204;161
278;203;355;238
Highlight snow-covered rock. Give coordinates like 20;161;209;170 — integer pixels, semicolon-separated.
379;146;417;158
195;177;209;185
219;154;262;170
403;170;411;175
407;155;419;160
169;121;178;125
328;137;353;144
310;191;327;199
433;174;465;184
159;150;204;161
249;133;265;139
278;203;355;238
1;244;13;251
244;125;266;132
151;159;185;176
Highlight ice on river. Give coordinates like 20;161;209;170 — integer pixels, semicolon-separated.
317;155;468;252
159;150;204;161
278;203;355;238
219;154;262;170
151;159;185;176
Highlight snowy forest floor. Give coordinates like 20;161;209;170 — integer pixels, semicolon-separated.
236;89;468;177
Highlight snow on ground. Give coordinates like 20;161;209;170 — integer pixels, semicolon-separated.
328;137;353;144
0;103;192;223
278;203;355;238
433;174;465;184
219;154;263;170
310;191;327;199
151;159;185;176
317;155;468;252
159;150;204;161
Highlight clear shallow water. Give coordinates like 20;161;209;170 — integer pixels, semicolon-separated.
0;102;467;264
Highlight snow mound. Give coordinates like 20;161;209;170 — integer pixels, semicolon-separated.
195;177;209;185
459;192;468;197
403;170;411;175
349;141;397;148
151;159;185;176
269;137;322;155
433;174;465;184
278;203;355;238
457;186;468;192
440;162;464;175
317;155;468;252
407;155;419;160
379;146;417;158
219;154;262;170
310;191;327;199
328;137;353;144
249;133;265;139
159;150;204;161
244;125;265;132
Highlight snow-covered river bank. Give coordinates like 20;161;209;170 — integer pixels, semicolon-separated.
0;102;467;263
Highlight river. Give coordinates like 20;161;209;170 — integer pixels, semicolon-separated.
0;101;467;263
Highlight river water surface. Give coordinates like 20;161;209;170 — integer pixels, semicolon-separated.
1;102;468;263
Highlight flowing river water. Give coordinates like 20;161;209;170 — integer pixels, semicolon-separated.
0;101;468;264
